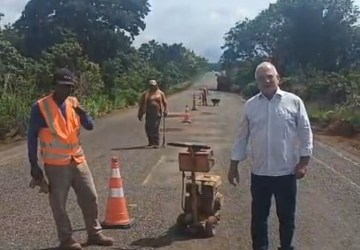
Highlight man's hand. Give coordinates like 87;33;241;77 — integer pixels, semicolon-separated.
294;163;307;179
228;161;240;186
73;105;88;116
30;163;44;181
138;114;143;121
294;156;310;179
163;111;168;117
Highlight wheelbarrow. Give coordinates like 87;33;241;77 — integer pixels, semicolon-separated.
210;98;220;106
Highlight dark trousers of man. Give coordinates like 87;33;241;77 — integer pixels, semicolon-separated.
201;93;207;106
251;173;297;250
145;114;162;146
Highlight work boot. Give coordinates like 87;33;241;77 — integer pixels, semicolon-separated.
87;233;114;246
59;237;82;250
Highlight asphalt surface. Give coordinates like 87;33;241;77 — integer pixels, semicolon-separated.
0;73;359;250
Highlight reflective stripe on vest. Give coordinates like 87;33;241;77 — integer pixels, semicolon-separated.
38;95;85;166
41;147;84;162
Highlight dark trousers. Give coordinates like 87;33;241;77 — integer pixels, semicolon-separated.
145;114;161;146
201;94;207;106
251;173;297;250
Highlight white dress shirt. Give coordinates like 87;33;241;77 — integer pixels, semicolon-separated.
231;88;313;176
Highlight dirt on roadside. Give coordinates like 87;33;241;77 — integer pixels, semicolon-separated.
311;118;360;157
315;133;360;159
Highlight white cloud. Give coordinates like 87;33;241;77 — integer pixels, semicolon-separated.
1;0;360;62
133;0;278;61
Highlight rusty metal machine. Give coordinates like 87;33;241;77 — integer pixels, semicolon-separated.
167;142;223;237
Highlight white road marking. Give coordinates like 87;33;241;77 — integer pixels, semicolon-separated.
142;155;166;186
313;156;360;194
315;140;360;167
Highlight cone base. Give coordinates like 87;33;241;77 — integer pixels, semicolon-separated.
101;218;135;229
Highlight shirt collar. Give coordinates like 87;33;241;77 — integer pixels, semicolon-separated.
258;87;284;99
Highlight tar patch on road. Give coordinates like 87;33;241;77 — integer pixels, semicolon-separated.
129;224;196;249
160;127;184;132
201;111;216;115
111;145;150;151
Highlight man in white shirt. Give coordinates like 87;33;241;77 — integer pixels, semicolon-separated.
228;62;313;250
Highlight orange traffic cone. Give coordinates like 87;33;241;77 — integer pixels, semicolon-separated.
182;105;192;123
102;157;134;229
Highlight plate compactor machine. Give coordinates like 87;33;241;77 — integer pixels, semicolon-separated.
167;142;223;237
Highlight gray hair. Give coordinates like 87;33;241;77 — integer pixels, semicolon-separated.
254;62;278;80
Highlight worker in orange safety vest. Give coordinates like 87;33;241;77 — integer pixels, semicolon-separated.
27;68;113;250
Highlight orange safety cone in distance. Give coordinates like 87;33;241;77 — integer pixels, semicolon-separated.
182;105;192;123
101;157;134;229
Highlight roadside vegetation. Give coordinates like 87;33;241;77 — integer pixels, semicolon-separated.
0;1;208;141
219;0;360;138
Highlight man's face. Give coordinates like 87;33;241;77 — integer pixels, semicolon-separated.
256;66;280;95
54;84;74;101
149;85;157;92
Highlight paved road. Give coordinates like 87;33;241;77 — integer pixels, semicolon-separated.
0;73;359;250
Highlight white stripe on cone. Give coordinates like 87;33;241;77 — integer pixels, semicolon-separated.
112;168;121;178
110;188;124;198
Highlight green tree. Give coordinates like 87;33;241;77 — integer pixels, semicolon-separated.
221;0;360;76
37;40;104;98
13;0;150;62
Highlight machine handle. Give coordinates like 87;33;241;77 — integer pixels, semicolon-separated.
167;142;211;150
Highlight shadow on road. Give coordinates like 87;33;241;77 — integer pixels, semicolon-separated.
111;145;149;151
160;127;183;132
35;228;87;250
126;224;196;249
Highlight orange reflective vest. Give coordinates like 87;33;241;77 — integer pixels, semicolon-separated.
37;94;86;166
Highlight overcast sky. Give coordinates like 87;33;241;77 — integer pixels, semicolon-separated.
1;0;360;62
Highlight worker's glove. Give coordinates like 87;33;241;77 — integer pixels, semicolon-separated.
30;163;44;181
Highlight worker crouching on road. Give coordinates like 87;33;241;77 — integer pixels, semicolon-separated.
27;68;113;250
137;80;168;148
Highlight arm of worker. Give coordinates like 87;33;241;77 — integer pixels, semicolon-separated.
71;98;94;130
79;111;94;130
27;103;41;167
27;103;45;181
296;98;313;167
161;92;168;116
137;93;146;120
